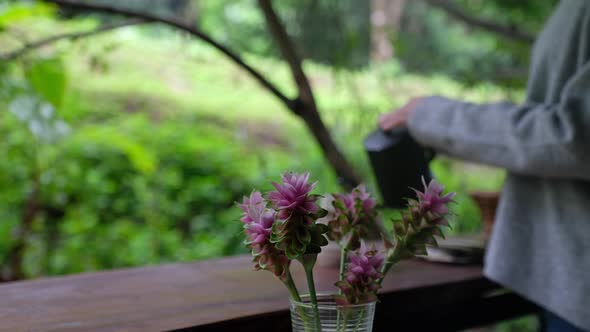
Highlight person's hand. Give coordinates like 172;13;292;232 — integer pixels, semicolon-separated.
378;97;422;131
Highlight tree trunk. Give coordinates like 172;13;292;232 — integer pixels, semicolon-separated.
258;0;362;189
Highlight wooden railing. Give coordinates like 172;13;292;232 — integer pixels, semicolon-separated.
0;255;538;332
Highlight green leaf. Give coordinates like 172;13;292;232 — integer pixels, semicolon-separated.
333;199;346;210
0;3;56;27
25;57;67;108
79;127;158;175
315;223;329;234
270;223;282;243
295;226;311;245
412;229;433;244
428;236;439;247
307;244;321;254
315;208;328;219
293;238;306;253
393;222;405;236
286;245;302;260
310;228;328;247
430;227;446;239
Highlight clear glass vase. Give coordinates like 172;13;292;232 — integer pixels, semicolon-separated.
289;293;376;332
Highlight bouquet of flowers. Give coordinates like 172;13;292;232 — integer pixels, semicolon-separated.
238;172;455;332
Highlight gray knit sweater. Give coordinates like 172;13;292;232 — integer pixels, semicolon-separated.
407;0;590;329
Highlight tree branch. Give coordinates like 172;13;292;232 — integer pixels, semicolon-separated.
0;19;145;60
43;0;293;108
258;0;361;188
44;0;362;189
423;0;535;44
257;0;315;116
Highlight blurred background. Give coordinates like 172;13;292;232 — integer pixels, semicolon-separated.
0;1;557;329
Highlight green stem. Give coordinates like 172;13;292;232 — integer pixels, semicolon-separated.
338;246;347;292
352;308;365;332
283;268;310;331
300;256;322;332
284;268;312;332
340;309;349;332
338;230;357;290
378;230;415;286
377;241;404;286
337;246;347;331
305;267;322;331
284;268;301;301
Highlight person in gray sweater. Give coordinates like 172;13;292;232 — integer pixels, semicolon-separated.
379;1;590;331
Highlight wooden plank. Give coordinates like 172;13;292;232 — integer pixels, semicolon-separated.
187;284;539;332
0;255;528;332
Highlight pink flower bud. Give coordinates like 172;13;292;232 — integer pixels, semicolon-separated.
335;242;384;305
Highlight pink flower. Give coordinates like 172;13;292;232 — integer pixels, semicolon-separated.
354;185;377;217
323;185;377;248
335;243;384;305
346;243;384;283
330;185;375;219
415;178;456;215
268;172;319;219
239;192;290;280
336;192;355;212
245;210;276;247
239;192;277;247
239;191;265;224
385;177;456;261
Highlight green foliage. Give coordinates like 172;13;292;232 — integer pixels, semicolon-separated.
0;112;32;268
199;0;273;57
199;0;370;68
196;0;555;84
25;57;67;108
1;110;277;275
0;6;544;332
395;1;539;87
453;0;558;29
0;2;56;28
0;8;513;280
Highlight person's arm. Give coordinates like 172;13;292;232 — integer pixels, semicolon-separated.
406;62;590;180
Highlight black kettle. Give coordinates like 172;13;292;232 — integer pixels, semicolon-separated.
364;127;435;208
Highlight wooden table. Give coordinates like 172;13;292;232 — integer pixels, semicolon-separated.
0;255;538;332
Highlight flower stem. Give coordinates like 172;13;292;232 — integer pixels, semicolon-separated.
336;246;347;331
377;241;403;286
352;308;365;332
338;229;356;291
340;309;349;332
299;255;322;332
304;266;322;332
284;268;301;301
284;267;313;332
338;246;348;291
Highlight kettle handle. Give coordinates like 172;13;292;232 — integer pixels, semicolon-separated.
380;127;437;161
424;147;436;162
